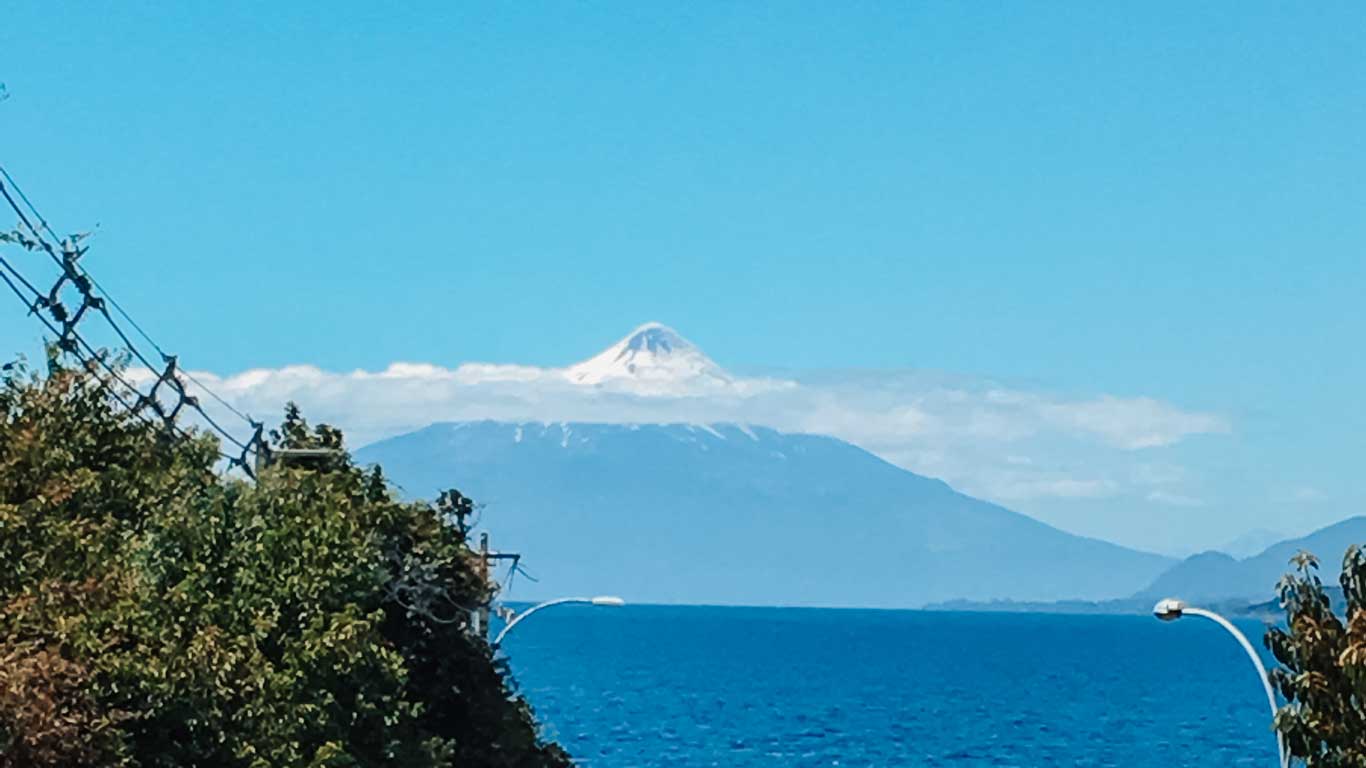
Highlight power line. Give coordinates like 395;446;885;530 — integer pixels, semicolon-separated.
0;171;235;423
3;246;242;465
0;249;46;303
1;167;254;421
2;265;160;432
0;165;265;475
0;167;56;243
0;170;161;357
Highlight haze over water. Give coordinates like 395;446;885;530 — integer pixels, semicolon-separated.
504;607;1278;767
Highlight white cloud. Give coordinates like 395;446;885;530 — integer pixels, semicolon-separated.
161;356;1227;507
1038;396;1229;449
996;476;1118;501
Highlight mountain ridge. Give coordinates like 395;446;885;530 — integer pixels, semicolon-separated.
356;419;1173;608
1134;516;1366;602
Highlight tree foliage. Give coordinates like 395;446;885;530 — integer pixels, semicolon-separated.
1267;548;1366;765
0;358;570;767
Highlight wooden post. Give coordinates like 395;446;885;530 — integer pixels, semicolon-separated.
476;532;491;639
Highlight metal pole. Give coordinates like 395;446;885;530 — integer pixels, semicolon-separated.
476;532;490;639
1181;607;1288;768
491;596;623;648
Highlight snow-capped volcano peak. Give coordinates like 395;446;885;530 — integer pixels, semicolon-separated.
616;322;689;357
564;322;733;390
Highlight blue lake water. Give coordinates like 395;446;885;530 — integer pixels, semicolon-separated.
501;606;1282;767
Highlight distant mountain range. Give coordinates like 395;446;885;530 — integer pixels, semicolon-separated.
1214;528;1287;560
356;420;1174;608
352;323;1363;611
358;414;1366;610
927;518;1366;614
1134;516;1366;603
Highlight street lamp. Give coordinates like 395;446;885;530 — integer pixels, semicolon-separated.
1152;598;1288;768
492;595;625;648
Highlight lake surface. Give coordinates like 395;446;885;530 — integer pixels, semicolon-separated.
501;606;1282;767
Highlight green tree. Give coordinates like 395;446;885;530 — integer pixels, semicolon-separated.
0;358;570;768
1266;548;1366;765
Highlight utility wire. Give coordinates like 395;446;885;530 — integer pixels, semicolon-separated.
0;168;233;415
1;181;256;428
0;169;167;360
0;249;46;302
0;165;262;468
0;166;57;244
2;264;236;462
3;266;159;431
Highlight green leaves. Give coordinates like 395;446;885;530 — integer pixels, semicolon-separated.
0;362;568;768
1267;545;1366;764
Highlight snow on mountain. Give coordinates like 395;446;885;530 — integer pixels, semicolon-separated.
564;322;729;386
562;322;789;396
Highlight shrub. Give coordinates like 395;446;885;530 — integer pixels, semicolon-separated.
1266;548;1366;764
0;359;569;768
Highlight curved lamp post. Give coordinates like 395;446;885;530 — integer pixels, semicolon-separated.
492;595;625;648
1153;598;1287;768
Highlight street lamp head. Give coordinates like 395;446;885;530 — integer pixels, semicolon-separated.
590;595;626;607
1152;597;1187;621
1149;598;1287;767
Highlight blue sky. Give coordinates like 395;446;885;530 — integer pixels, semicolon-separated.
2;3;1363;554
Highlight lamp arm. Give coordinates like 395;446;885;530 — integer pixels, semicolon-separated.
1183;607;1288;768
491;597;591;647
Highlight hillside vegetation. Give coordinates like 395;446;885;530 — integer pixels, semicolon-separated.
0;359;568;768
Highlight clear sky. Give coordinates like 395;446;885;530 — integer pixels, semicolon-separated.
2;3;1363;554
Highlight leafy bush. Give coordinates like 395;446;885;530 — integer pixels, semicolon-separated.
1267;548;1366;764
0;359;569;767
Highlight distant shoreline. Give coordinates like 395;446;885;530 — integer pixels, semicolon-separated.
499;598;1291;620
923;590;1358;622
922;597;1281;621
